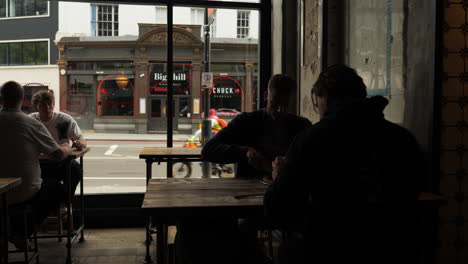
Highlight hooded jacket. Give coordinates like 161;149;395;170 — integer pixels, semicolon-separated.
264;96;424;263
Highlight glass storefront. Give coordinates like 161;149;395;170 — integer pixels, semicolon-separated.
97;75;134;117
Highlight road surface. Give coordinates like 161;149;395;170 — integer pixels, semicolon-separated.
81;140;233;194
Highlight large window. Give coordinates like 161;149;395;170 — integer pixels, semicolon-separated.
55;1;262;194
155;6;167;24
191;8;204;24
237;10;250;38
91;4;119;36
0;0;48;18
0;40;48;66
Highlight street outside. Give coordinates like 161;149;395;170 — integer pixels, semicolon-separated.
82;136;234;194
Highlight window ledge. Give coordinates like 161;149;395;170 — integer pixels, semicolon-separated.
0;65;57;70
0;14;50;21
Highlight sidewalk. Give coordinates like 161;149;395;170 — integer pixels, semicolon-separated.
83;132;192;142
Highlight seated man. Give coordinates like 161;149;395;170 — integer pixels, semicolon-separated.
29;89;87;201
175;75;311;264
0;81;71;248
202;74;312;179
265;65;424;264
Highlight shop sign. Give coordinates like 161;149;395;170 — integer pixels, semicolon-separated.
154;73;187;81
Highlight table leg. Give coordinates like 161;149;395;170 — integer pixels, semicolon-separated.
79;156;85;243
156;223;167;264
145;159;153;263
167;158;172;178
1;193;8;264
66;158;72;264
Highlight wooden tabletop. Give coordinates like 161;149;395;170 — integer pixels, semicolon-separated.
70;147;90;158
39;147;90;160
0;178;22;195
142;178;267;218
139;147;201;159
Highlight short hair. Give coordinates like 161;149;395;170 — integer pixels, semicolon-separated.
268;74;296;98
312;64;367;101
32;89;55;106
1;81;24;105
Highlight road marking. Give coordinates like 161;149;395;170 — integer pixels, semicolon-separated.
104;145;118;155
84;157;139;160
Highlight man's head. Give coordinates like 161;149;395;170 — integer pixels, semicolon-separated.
312;64;367;117
32;89;55;121
1;81;24;109
267;74;296;114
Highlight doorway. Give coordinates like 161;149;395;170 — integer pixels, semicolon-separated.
149;96;176;132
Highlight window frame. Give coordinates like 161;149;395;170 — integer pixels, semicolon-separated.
236;10;250;38
190;7;204;24
91;3;119;37
0;38;50;67
0;0;49;20
155;5;167;24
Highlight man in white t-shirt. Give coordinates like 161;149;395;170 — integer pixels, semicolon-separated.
0;81;71;247
29;89;87;202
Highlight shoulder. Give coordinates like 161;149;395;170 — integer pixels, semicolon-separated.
382;120;419;145
29;112;40;120
285;113;312;127
24;114;47;130
55;112;76;122
229;110;265;124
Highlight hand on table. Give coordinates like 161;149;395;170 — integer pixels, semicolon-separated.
272;156;287;180
71;138;83;151
247;148;272;172
60;142;73;154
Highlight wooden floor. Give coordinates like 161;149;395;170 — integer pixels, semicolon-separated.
9;228;153;264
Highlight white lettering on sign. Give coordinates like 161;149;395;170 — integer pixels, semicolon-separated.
212;87;234;94
154;73;187;81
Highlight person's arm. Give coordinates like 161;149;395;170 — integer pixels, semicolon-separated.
48;143;73;160
69;116;87;150
264;130;311;223
201;113;251;164
33;122;71;160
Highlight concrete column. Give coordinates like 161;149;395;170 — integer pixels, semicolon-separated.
245;63;254;112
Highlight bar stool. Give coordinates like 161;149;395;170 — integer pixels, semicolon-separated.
7;205;39;264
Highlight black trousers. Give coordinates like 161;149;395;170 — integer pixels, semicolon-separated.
39;159;82;203
9;181;61;237
9;159;82;237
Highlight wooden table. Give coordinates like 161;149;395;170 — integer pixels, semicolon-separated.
142;178;268;264
0;177;22;264
139;147;203;263
39;147;90;264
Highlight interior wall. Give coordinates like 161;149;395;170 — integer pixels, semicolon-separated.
438;2;468;264
298;0;322;122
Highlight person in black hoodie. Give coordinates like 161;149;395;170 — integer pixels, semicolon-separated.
202;74;311;179
264;65;423;264
175;74;311;264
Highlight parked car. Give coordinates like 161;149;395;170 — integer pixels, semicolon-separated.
215;108;241;117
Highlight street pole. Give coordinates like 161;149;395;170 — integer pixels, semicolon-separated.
201;8;212;178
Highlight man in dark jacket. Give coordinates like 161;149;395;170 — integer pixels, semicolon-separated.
265;65;423;264
202;74;311;179
176;75;311;264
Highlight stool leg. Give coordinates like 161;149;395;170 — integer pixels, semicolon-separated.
23;209;29;262
33;216;39;264
57;206;62;242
